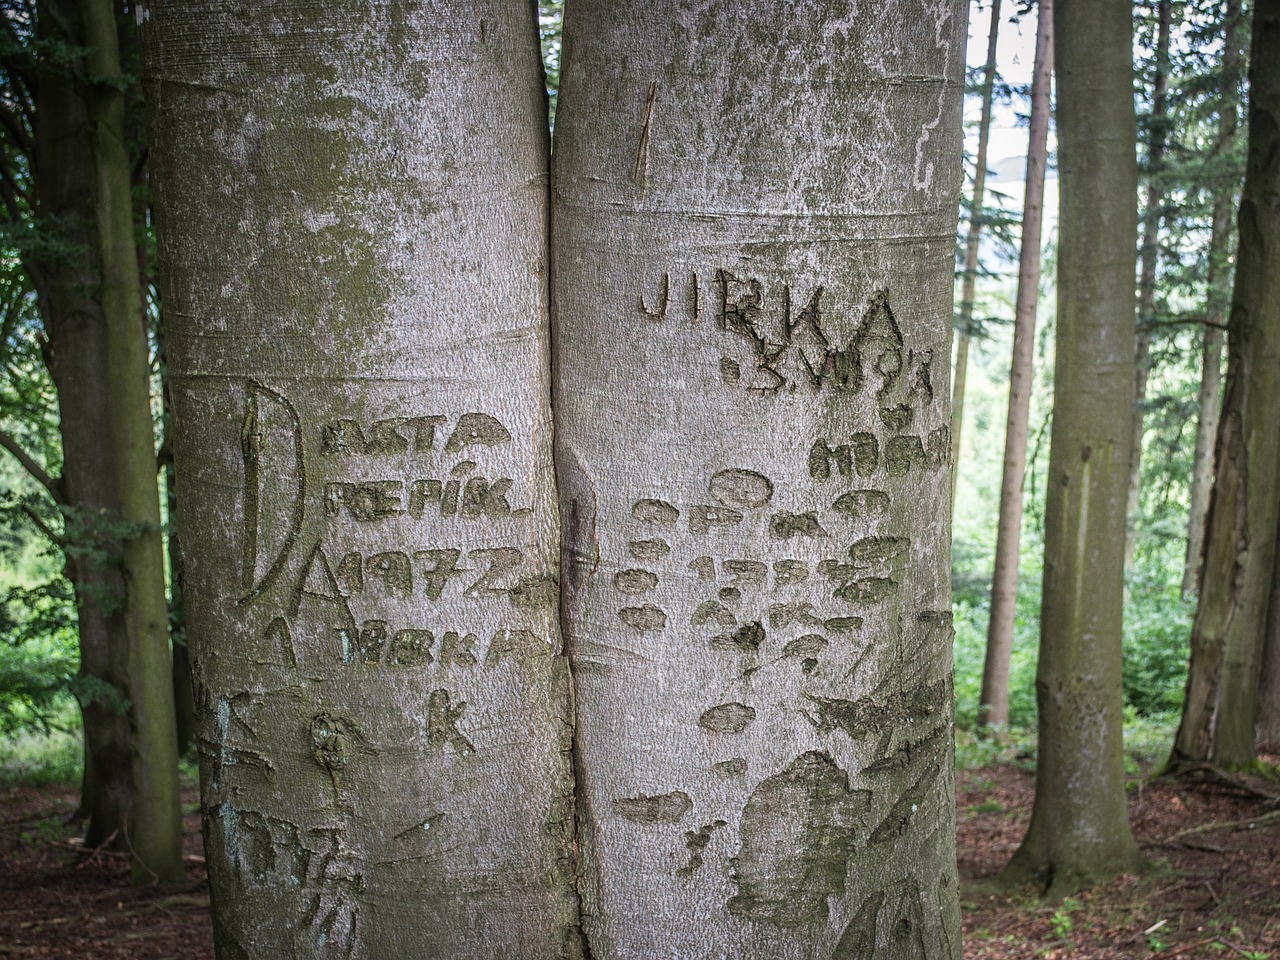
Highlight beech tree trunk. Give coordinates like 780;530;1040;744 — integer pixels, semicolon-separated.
33;0;134;852
979;0;1053;734
143;1;579;954
950;0;1002;515
1171;0;1280;772
78;0;184;885
999;0;1146;897
1124;0;1174;571
1183;0;1243;600
553;1;968;956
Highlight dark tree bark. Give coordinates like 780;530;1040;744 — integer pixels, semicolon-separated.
33;0;134;855
154;295;196;757
1257;511;1280;752
1172;0;1280;772
76;0;183;883
1183;0;1244;599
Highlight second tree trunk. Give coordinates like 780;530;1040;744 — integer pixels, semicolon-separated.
553;1;968;955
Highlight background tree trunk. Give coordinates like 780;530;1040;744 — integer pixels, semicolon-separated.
143;1;579;953
950;0;1002;516
1171;0;1280;772
166;460;197;758
1257;512;1280;752
1124;0;1174;571
999;0;1146;896
553;1;968;955
33;0;134;851
155;299;197;757
1183;0;1243;600
979;0;1053;735
77;0;183;885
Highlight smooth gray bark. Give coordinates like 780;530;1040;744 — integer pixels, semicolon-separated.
980;0;1052;734
143;2;577;954
1000;0;1146;897
553;2;968;956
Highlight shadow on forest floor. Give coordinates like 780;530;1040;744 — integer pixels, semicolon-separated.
0;761;1276;958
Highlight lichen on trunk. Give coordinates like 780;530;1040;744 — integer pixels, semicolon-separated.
142;1;577;953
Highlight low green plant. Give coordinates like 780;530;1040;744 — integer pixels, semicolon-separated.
1124;708;1180;775
955;725;1039;770
0;719;82;786
1049;897;1079;938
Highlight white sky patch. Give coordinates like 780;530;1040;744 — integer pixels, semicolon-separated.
963;1;1060;264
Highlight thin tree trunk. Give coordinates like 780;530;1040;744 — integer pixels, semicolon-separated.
951;0;1002;516
979;0;1053;734
554;1;968;955
1257;510;1280;752
33;0;134;853
1184;322;1226;598
143;2;578;954
1171;0;1280;772
1183;0;1243;599
77;0;183;885
1124;0;1174;571
154;288;196;757
166;460;197;757
999;0;1146;896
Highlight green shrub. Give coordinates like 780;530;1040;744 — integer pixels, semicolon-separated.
0;719;82;786
0;579;79;736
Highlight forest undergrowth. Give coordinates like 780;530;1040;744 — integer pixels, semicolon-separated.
0;737;1276;958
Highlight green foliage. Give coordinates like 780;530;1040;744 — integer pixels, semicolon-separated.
1123;575;1193;717
953;588;1041;732
1123;709;1180;775
0;722;82;787
0;579;78;735
955;726;1038;771
1049;897;1080;938
948;0;1251;769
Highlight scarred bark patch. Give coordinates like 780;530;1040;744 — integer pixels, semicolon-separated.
727;751;868;926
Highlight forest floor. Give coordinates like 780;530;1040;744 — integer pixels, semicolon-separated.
0;760;1277;958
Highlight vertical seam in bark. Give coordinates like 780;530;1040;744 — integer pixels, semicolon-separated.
557;472;598;959
547;136;594;956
